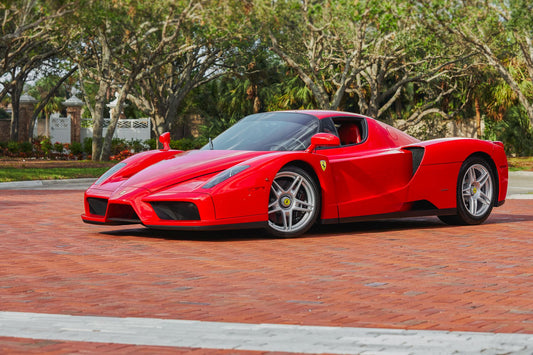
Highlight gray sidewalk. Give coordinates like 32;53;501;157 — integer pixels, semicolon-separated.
0;311;531;354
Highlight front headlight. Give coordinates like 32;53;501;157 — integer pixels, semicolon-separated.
202;165;250;189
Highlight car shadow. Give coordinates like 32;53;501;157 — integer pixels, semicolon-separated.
99;227;272;242
97;213;533;241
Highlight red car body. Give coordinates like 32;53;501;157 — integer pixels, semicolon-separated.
82;110;508;237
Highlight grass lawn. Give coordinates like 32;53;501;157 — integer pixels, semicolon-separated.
508;157;533;171
0;160;115;182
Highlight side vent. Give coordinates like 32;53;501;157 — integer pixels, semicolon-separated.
404;147;425;177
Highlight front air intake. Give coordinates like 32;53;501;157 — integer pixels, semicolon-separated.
106;203;141;224
87;198;108;216
150;202;200;221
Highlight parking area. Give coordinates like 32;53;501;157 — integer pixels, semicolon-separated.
0;183;532;353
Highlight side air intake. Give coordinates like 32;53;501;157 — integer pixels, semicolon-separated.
404;147;425;176
150;202;200;221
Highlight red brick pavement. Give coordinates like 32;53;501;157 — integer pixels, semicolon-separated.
0;190;532;352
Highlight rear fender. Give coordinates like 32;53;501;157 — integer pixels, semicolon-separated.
404;138;508;208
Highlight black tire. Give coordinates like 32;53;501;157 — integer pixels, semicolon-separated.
439;156;495;225
266;166;320;238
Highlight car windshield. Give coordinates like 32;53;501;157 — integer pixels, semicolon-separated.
202;112;319;151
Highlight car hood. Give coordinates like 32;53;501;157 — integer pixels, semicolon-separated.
113;149;267;192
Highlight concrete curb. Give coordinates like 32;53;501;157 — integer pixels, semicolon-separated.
0;178;96;190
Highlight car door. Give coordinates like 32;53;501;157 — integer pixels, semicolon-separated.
319;117;413;220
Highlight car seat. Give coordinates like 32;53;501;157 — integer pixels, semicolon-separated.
338;123;362;145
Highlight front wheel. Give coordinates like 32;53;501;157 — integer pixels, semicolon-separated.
266;166;320;238
439;157;495;225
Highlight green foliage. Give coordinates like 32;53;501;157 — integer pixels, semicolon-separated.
169;138;203;151
69;141;83;155
0;108;9;119
40;137;53;156
7;141;19;154
53;142;64;154
83;137;93;155
483;106;533;156
20;142;33;154
144;138;157;150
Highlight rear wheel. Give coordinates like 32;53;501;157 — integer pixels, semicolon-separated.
439;157;495;225
266;166;320;238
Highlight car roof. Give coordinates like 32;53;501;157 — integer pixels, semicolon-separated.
283;110;370;120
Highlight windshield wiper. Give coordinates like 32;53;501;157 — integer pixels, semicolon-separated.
209;137;214;150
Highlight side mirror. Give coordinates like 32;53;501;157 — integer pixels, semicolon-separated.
305;133;340;153
159;132;171;151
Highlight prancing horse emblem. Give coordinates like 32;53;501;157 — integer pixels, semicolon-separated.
320;160;327;171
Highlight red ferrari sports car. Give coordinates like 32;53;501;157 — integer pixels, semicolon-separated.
82;110;508;237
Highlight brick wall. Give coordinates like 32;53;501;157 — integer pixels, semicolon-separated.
0;119;10;142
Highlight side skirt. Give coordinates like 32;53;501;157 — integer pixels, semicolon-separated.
321;208;457;225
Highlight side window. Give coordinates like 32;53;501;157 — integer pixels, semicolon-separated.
320;117;338;136
333;117;366;146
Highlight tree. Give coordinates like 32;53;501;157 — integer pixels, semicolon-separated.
129;34;224;138
251;0;467;122
0;0;74;141
420;0;533;127
71;0;214;160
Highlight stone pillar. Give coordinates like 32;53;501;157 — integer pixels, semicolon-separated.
19;94;38;142
63;95;84;143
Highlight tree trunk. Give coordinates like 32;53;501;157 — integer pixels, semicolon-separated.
10;96;20;142
475;97;482;138
91;88;107;161
9;81;23;142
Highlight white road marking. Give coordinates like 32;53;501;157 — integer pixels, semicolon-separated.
0;311;531;354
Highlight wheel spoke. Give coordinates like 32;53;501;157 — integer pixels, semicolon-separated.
268;202;281;214
271;180;284;197
469;197;477;214
478;170;489;187
479;191;492;205
289;176;303;194
467;168;476;184
294;198;313;210
283;210;292;230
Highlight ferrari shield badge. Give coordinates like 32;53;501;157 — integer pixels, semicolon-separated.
320;160;327;171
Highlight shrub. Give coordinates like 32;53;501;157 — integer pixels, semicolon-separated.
53;142;64;154
7;141;19;154
0;141;7;156
83;137;93;155
110;149;134;161
170;138;202;151
128;139;149;153
111;138;128;155
145;138;157;150
70;141;83;156
483;106;533;156
20;141;33;155
40;137;53;156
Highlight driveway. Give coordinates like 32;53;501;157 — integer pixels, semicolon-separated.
0;172;531;353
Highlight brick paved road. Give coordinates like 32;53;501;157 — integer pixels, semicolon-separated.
0;189;532;353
